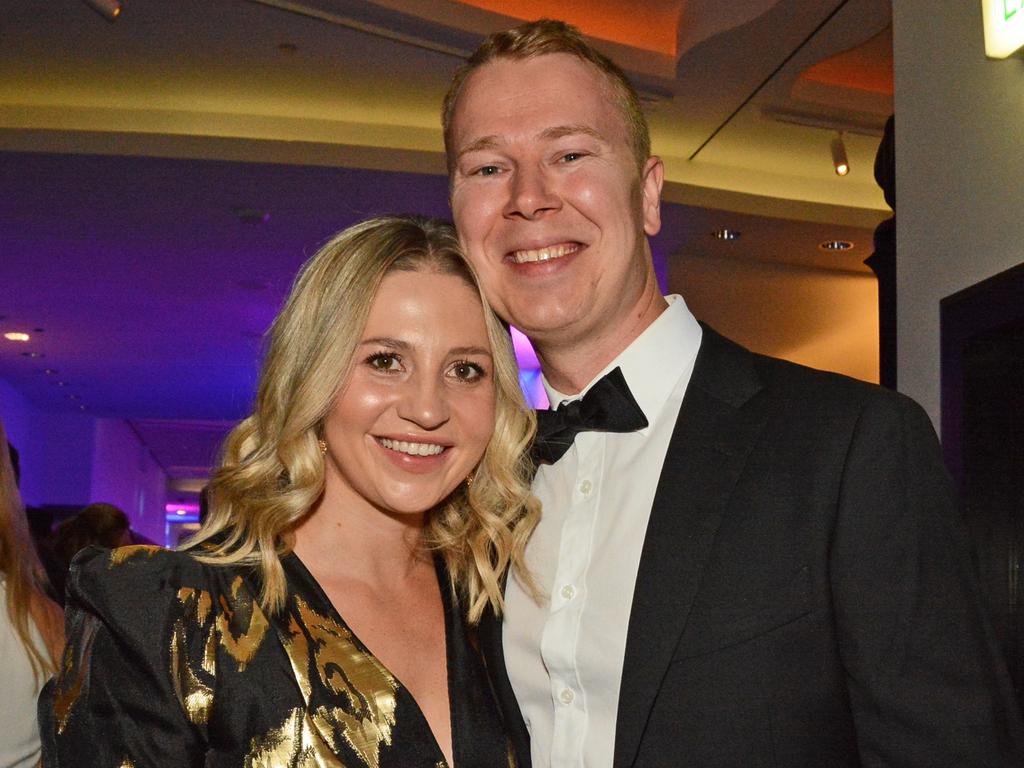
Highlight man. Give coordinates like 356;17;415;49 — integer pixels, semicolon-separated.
443;19;1024;768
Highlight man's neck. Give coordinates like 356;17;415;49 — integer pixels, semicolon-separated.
536;291;669;395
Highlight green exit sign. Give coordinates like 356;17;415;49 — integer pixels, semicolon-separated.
983;0;1024;57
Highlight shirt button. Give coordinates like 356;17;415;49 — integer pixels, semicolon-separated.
579;479;593;495
559;688;575;705
560;584;576;600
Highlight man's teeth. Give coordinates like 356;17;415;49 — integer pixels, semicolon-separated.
512;243;579;264
379;438;445;456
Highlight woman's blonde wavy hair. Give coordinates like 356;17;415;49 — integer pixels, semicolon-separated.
0;419;63;682
186;215;539;623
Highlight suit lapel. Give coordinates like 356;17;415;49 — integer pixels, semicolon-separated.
613;327;769;768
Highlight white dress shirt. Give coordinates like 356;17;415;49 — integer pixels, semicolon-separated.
504;295;703;768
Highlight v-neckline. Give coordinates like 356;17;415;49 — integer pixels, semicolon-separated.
282;551;458;768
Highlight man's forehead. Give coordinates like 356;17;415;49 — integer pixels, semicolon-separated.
450;56;619;139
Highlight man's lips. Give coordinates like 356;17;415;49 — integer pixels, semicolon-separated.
508;242;582;264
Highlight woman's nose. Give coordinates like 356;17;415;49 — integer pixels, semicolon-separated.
395;375;450;430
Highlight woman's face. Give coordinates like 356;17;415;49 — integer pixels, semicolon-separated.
321;269;496;519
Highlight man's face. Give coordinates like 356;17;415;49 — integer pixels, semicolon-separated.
448;53;663;350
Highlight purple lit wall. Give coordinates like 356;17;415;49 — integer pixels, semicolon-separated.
0;376;95;508
91;419;168;545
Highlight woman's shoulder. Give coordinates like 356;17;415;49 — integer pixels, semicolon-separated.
67;545;249;624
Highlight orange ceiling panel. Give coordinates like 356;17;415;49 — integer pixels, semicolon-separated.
455;0;683;56
799;26;893;96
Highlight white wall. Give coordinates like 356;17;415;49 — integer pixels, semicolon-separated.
91;419;168;545
893;2;1024;426
671;256;879;384
1;377;168;540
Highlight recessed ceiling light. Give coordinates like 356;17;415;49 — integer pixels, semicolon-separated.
54;381;69;387
232;207;270;224
4;332;30;342
44;369;58;375
819;240;855;251
711;229;741;241
21;351;43;358
68;394;81;401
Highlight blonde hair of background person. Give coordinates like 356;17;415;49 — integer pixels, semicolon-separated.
187;215;540;622
441;17;650;173
0;418;63;680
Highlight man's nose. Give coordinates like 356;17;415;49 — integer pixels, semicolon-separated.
504;165;559;220
395;375;450;430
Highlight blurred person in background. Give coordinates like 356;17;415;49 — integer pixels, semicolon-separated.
50;503;132;601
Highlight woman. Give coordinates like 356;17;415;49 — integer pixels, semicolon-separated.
40;216;539;767
0;419;64;768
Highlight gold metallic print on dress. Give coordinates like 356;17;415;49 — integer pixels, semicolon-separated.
108;544;164;567
216;576;270;671
277;596;399;768
118;759;136;768
52;615;99;734
244;706;346;768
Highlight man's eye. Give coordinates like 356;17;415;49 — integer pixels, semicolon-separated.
474;165;500;176
366;353;401;372
449;361;485;381
560;152;584;163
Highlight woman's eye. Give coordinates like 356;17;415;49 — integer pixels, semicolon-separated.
450;361;485;381
367;353;401;372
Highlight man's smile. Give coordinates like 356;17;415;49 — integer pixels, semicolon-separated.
509;242;581;264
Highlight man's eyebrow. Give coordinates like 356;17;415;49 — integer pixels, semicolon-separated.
539;124;604;142
456;125;604;162
456;136;500;161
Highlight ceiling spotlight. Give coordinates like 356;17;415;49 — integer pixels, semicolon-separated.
831;134;849;176
81;0;123;21
819;240;855;251
4;332;30;342
711;229;741;241
232;207;270;224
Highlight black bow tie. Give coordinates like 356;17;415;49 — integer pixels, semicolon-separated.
533;367;648;464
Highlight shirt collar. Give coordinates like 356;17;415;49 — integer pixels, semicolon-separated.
542;295;702;427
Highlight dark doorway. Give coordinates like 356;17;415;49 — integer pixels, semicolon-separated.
941;263;1024;707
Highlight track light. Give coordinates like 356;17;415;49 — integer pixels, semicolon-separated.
82;0;123;21
831;134;849;176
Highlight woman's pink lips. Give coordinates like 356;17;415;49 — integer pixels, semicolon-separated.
373;437;450;475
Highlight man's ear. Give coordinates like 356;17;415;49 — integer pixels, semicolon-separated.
641;156;664;237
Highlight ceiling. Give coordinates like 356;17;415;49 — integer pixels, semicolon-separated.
0;0;893;485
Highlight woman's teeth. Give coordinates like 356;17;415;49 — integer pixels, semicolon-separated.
379;438;445;456
512;243;579;264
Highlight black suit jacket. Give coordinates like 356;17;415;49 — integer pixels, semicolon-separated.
482;326;1024;767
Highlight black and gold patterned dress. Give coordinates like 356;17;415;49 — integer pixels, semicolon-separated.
38;545;515;768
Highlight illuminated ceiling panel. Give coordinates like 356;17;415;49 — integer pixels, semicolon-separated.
454;0;684;55
799;26;893;96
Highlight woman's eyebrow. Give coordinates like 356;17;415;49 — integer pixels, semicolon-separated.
449;346;492;357
360;337;410;350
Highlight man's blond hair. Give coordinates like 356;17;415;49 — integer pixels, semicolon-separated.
442;18;651;173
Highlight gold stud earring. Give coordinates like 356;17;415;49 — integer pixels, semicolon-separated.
318;439;328;455
465;471;475;487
